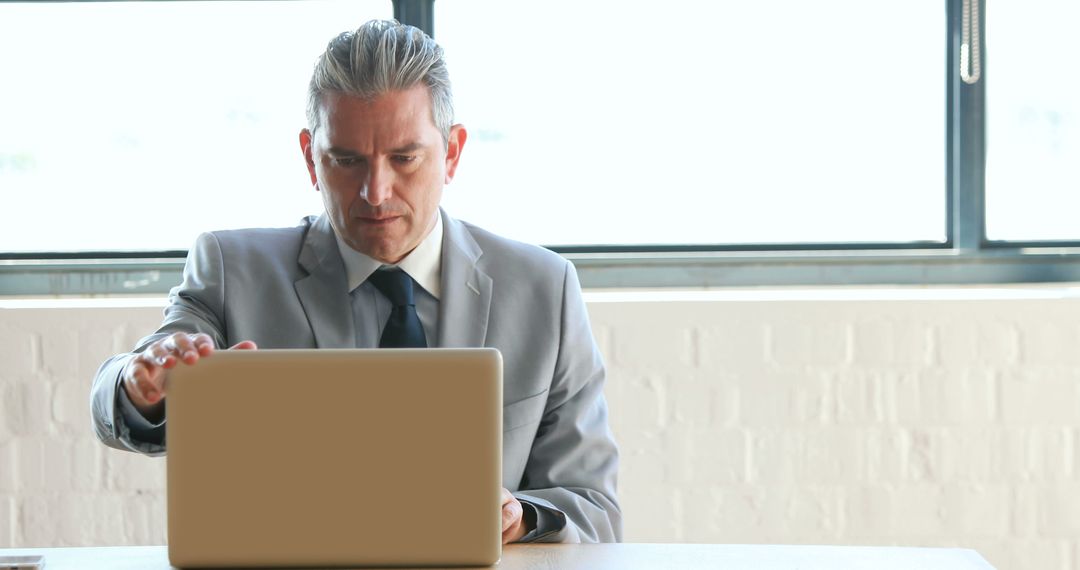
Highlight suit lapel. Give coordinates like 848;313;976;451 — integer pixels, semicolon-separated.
437;210;492;348
294;214;356;348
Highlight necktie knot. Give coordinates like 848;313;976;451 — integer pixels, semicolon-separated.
367;268;415;307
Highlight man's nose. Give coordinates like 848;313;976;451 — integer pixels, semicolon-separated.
360;164;392;206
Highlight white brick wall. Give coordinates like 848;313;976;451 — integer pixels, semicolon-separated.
0;306;167;547
592;293;1080;570
3;292;1080;569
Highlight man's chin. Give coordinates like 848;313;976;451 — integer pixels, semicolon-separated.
344;236;406;264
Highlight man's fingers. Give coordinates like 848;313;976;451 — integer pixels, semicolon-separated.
498;488;527;543
127;361;151;393
501;502;524;543
193;334;215;356
161;332;225;365
170;334;201;364
139;363;165;401
501;496;522;532
147;342;175;368
127;359;164;403
125;336;255;409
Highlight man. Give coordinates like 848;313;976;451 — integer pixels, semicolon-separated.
89;20;620;544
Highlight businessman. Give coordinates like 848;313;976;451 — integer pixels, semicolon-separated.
89;20;620;544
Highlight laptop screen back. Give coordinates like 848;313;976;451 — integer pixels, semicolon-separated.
165;348;502;568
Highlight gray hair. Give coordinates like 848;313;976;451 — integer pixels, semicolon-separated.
306;20;454;143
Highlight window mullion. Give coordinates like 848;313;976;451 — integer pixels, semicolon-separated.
949;0;987;252
393;0;434;37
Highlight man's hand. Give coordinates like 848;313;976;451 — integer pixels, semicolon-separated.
501;487;528;544
122;333;257;419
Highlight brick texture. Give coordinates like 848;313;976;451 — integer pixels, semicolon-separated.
4;296;1080;570
0;441;16;492
0;496;12;547
0;326;37;376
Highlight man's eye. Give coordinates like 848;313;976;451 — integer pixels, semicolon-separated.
392;155;417;164
334;157;363;167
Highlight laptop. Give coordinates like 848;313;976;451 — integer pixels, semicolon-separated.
165;348;503;568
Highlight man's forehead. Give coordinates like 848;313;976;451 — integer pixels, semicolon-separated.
316;89;439;149
326;141;425;156
319;88;432;123
318;128;431;154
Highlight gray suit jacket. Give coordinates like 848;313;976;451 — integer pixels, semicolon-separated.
90;209;621;543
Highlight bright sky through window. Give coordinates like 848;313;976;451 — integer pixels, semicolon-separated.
0;1;389;252
1;1;946;252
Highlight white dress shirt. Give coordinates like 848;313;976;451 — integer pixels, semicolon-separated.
333;214;443;347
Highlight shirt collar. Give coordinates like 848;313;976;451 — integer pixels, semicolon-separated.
333;213;443;299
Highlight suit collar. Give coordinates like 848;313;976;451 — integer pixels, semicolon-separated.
437;208;492;348
332;214;444;299
295;214;356;348
294;210;492;349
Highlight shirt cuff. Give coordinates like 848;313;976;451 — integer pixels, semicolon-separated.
516;499;567;542
117;385;166;446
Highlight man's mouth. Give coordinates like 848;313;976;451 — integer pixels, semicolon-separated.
359;215;400;226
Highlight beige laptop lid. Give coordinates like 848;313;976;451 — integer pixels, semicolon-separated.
165;348;502;568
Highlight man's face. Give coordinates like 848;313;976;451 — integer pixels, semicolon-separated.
300;86;466;264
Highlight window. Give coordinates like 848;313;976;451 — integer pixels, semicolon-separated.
985;0;1080;242
0;0;391;253
438;0;945;246
5;0;1080;292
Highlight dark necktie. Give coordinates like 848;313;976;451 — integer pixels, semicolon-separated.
367;268;427;348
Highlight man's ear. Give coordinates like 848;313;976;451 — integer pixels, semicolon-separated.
443;124;467;184
299;129;318;188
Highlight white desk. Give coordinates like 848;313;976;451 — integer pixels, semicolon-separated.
0;543;996;569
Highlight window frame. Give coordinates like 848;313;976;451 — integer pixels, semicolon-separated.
5;0;1080;295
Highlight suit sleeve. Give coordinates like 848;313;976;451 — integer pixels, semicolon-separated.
513;260;622;543
89;232;230;456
